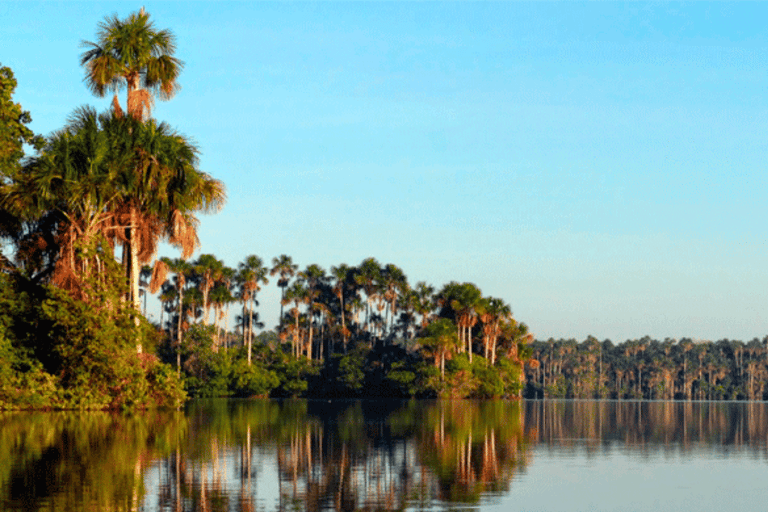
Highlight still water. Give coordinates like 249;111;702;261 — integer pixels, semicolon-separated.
3;400;768;511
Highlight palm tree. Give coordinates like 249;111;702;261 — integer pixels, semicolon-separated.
421;318;458;380
237;255;269;366
330;263;353;352
158;257;191;376
113;115;225;331
476;297;511;365
271;254;298;329
3;107;124;293
413;282;436;329
354;257;382;339
80;8;182;120
297;264;326;360
283;281;308;358
437;282;482;362
381;263;408;339
192;254;224;325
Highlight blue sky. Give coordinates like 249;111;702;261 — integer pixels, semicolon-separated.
3;2;767;343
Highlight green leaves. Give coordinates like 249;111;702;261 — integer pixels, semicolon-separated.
0;65;43;178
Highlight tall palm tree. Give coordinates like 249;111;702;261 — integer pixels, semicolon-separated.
381;263;408;338
421;318;459;380
298;264;326;360
192;254;224;326
283;281;308;358
354;257;382;339
80;8;182;120
271;254;298;329
437;282;482;362
413;282;436;329
237;255;269;366
330;263;353;352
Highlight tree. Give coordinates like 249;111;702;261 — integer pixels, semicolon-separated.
297;264;326;360
330;263;354;352
237;255;269;366
192;254;224;326
0;63;42;173
420;318;458;379
80;8;182;120
436;282;482;362
270;254;298;329
3;107;126;292
112;115;225;335
381;263;408;338
354;257;382;338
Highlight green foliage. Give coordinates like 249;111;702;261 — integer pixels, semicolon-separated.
0;267;185;410
386;360;418;396
230;359;279;397
334;348;367;395
273;356;318;397
413;361;443;397
0;64;43;177
471;358;505;398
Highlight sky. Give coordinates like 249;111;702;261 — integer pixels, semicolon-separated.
2;2;768;343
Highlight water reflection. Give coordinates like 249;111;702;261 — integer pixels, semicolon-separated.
0;410;186;511
153;400;530;511
3;400;768;511
526;401;768;452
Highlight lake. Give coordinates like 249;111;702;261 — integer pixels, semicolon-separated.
2;399;768;511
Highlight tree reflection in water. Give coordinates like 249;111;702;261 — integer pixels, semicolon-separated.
5;401;768;511
159;400;530;511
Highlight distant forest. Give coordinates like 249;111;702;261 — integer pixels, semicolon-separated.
525;336;768;400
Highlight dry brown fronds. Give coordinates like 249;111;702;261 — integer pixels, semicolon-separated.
127;88;153;120
136;215;163;263
168;209;198;259
149;258;168;294
112;94;124;118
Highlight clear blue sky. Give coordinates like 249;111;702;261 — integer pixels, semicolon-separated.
3;2;767;343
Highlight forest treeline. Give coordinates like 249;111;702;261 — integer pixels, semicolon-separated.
143;252;533;400
525;335;768;400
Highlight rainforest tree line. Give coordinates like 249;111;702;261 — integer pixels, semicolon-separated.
525;335;768;400
146;252;533;399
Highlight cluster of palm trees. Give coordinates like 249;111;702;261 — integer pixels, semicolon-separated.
151;253;533;378
0;9;224;354
526;335;768;400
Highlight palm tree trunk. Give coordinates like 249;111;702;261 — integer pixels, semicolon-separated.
177;284;184;377
247;300;253;366
130;206;142;353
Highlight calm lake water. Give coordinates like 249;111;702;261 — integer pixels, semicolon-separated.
3;399;768;511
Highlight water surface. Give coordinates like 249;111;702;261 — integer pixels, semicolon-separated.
3;400;768;511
